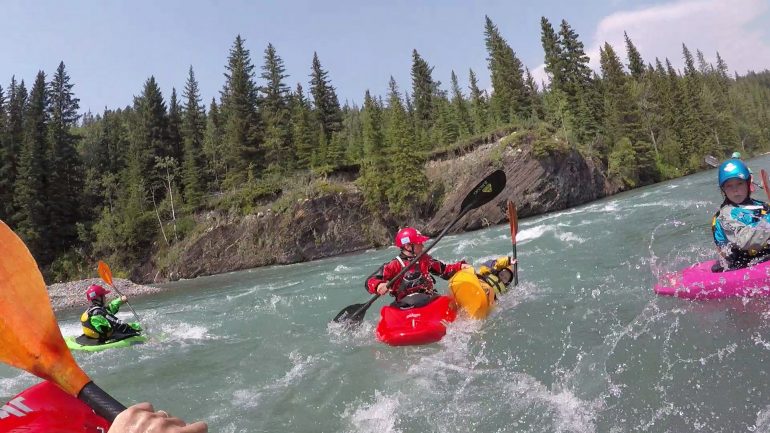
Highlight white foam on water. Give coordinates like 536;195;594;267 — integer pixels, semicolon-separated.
752;405;770;432
334;264;354;272
556;231;586;244
232;388;261;409
342;390;402;433
159;322;212;341
452;237;483;255
327;320;376;347
504;373;603;433
0;373;37;402
517;225;551;243
272;350;320;389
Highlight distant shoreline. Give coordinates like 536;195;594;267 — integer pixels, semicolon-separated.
48;278;164;313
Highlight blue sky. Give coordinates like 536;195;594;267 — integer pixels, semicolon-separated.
1;0;768;114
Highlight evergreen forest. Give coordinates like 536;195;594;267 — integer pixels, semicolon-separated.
2;16;769;281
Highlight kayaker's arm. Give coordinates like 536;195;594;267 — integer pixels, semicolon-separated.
426;255;467;280
90;314;113;335
366;261;400;294
106;296;127;315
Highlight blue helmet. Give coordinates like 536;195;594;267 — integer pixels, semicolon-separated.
718;159;751;187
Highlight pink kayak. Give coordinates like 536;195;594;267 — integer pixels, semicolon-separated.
654;259;770;299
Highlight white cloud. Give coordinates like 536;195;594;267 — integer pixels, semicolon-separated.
531;0;770;85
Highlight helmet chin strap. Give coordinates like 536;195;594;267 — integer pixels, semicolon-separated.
401;244;416;257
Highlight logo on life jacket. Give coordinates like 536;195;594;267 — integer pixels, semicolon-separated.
0;397;33;418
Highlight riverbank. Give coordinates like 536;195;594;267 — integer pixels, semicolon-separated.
48;278;163;313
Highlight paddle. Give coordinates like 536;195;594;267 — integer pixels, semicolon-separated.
98;260;142;324
761;169;770;202
0;220;126;421
506;200;519;286
332;169;507;324
705;155;764;191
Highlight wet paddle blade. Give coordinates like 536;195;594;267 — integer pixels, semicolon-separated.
506;200;519;286
0;220;91;396
460;169;506;211
333;303;368;324
97;260;114;286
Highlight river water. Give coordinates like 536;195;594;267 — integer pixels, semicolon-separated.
4;156;770;432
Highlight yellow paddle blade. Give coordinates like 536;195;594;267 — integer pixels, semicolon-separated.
0;220;91;396
97;260;113;286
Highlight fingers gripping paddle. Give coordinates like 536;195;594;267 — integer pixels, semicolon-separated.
98;260;142;324
506;200;519;287
333;170;507;324
0;221;126;421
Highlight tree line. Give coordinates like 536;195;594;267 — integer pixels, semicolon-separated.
1;16;769;280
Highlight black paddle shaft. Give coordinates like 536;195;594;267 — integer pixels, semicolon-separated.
334;170;507;323
78;381;127;422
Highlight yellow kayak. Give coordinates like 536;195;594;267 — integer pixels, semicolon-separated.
448;268;495;319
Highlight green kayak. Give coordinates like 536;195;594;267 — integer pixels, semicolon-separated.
65;332;147;352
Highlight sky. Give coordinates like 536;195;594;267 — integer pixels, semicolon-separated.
1;0;768;114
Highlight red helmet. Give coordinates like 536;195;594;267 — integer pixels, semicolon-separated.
86;284;110;301
394;227;430;248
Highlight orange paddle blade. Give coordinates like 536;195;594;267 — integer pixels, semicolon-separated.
0;220;91;396
97;260;113;286
506;200;518;244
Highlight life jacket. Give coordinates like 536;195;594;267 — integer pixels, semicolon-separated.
80;305;116;340
479;272;508;296
393;256;436;301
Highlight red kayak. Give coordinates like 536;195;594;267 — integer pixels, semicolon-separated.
376;295;457;346
0;381;110;432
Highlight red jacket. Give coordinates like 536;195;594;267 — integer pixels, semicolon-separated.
366;254;465;302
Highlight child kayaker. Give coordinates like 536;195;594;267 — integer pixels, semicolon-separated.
80;284;142;343
366;227;472;305
476;256;517;299
712;159;770;271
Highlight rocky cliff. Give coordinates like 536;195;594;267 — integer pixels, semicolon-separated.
133;132;621;283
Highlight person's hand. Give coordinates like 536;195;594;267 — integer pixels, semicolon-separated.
129;322;142;331
121;295;128;302
376;282;389;295
108;402;208;433
461;263;473;270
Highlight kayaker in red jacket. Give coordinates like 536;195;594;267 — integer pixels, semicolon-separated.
366;227;471;303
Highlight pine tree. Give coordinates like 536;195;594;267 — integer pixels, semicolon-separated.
13;71;49;260
468;69;487;133
384;76;426;219
540;17;564;89
624;32;645;79
2;78;27;220
524;67;544;120
46;62;83;255
202;98;226;188
290;83;315;170
411;49;437;146
484;16;528;123
260;43;292;173
128;76;168;192
558;19;596;141
358;90;388;211
0;84;8;222
309;52;343;142
167;88;183;164
220;35;262;186
181;66;206;206
449;70;472;137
